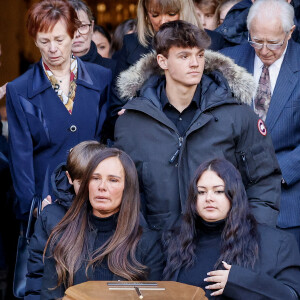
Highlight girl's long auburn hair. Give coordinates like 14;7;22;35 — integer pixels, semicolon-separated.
163;158;259;280
45;148;147;288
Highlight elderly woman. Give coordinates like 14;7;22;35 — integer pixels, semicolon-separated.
40;148;163;299
69;0;115;72
108;0;225;129
163;158;300;299
6;0;112;220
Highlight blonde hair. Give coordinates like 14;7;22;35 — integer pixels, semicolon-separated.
137;0;203;47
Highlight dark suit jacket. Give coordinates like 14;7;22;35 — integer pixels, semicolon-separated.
170;225;300;299
6;58;111;219
221;40;300;228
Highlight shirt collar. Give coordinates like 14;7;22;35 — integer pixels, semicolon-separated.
161;82;201;109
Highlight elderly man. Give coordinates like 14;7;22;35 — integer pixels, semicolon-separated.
221;0;300;248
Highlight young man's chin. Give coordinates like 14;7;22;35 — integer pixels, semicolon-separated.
184;78;202;86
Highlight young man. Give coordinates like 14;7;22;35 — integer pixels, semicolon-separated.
114;20;281;230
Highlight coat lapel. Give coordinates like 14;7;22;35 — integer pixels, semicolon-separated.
265;41;299;132
28;60;52;98
244;45;255;75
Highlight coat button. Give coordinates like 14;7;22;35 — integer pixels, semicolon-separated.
69;125;77;132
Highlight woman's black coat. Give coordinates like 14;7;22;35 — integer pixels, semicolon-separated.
39;209;164;299
170;224;300;300
25;164;155;299
25;163;74;300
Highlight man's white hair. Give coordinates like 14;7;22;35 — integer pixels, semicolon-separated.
247;0;295;33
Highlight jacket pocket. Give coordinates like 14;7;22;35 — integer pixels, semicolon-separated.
235;143;277;187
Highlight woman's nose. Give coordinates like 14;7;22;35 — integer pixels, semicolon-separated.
98;180;107;190
160;15;172;26
49;42;57;52
205;190;214;201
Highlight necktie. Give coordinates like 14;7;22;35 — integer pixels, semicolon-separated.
254;65;271;121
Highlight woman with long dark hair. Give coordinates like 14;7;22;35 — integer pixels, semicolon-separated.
164;158;300;299
41;148;163;299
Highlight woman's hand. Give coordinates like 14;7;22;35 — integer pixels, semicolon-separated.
42;195;52;211
204;261;231;296
118;109;126;116
0;83;7;100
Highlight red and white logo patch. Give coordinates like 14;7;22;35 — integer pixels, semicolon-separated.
257;119;267;136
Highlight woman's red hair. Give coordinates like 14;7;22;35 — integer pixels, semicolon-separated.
27;0;79;39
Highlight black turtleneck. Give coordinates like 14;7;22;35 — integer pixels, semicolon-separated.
177;217;225;297
87;213;118;281
79;41;116;74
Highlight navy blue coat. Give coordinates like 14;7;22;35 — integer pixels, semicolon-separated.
215;0;252;46
6;58;111;219
221;40;300;228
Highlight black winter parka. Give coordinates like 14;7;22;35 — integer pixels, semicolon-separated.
25;163;73;300
114;51;282;230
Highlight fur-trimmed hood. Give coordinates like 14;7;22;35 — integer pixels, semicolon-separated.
116;50;256;106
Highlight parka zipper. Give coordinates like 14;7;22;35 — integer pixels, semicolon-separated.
169;136;183;164
241;152;253;183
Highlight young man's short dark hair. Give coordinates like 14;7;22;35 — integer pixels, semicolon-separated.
153;20;211;57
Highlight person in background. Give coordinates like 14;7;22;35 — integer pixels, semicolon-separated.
69;0;115;73
216;0;241;25
6;0;112;220
111;19;137;60
215;0;251;46
163;158;300;299
220;0;300;249
92;25;112;59
107;0;225;139
40;148;163;299
215;0;299;46
68;0;116;147
25;141;104;299
193;0;219;30
114;20;281;231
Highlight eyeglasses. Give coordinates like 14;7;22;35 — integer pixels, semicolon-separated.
78;23;92;35
248;32;288;50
